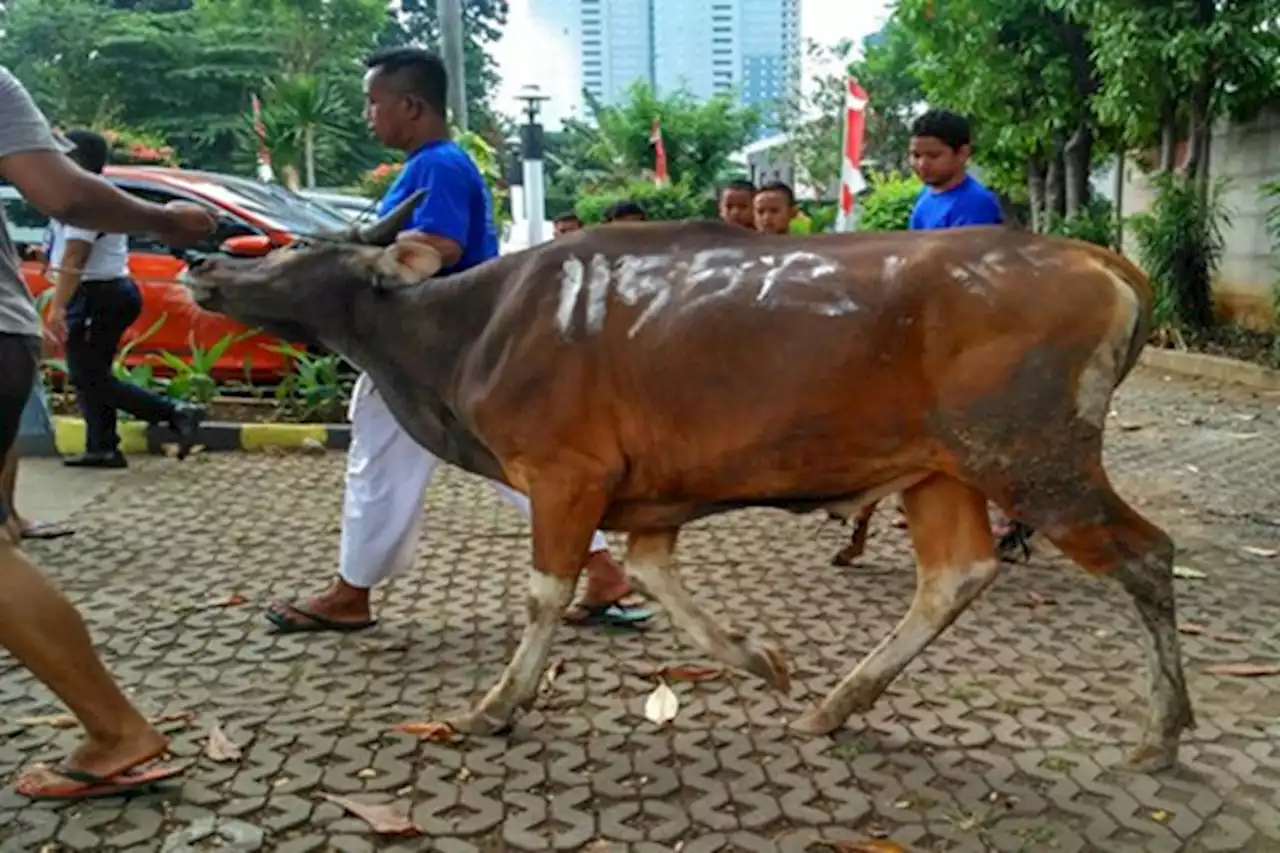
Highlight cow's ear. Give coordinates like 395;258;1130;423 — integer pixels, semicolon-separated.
370;239;443;287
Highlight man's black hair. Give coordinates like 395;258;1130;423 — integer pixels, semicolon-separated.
553;212;582;224
756;181;795;205
365;47;449;118
720;179;756;196
910;109;972;150
602;200;647;222
65;129;109;174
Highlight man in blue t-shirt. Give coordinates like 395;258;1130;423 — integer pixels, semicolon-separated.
907;109;1004;231
266;48;648;634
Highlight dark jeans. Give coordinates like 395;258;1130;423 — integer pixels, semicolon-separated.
66;278;175;454
0;332;40;525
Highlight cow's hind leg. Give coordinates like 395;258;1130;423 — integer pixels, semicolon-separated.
626;529;791;692
831;501;877;566
793;474;999;736
1011;480;1193;771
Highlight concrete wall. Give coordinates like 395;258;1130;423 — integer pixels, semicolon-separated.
1110;109;1280;329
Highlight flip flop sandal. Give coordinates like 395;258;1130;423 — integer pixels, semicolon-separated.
15;761;187;801
20;520;75;540
264;601;378;634
563;601;654;628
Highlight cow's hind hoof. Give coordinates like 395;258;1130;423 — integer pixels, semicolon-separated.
446;709;513;737
789;705;841;737
745;645;792;694
1123;741;1179;774
830;546;860;567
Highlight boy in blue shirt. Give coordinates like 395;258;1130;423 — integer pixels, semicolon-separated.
907;109;1004;230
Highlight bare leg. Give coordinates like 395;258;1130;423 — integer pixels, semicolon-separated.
0;533;168;778
1;448;18;542
625;529;790;691
444;477;603;735
1028;486;1192;771
831;501;877;566
794;475;1000;736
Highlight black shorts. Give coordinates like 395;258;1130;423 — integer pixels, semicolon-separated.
0;332;40;525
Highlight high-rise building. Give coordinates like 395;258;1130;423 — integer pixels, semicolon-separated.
538;0;799;123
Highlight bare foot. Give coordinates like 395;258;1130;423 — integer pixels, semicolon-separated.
564;551;646;622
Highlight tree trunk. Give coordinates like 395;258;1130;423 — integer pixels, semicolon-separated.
1027;152;1047;233
1045;144;1067;224
1183;80;1213;183
1158;98;1178;174
304;125;316;189
1063;120;1093;218
281;163;301;192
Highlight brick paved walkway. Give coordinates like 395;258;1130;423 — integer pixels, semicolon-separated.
2;366;1279;853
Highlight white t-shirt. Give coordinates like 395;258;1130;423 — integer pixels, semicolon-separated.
48;221;129;282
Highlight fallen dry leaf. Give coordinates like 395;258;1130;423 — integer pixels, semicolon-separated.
643;665;724;683
1179;623;1250;643
388;721;461;742
1204;662;1280;677
644;682;679;726
1118;421;1144;431
1173;565;1207;580
1198;660;1280;676
16;714;77;728
204;722;243;762
829;841;908;853
318;793;422;836
206;592;248;609
1242;546;1279;559
1151;809;1170;822
1016;592;1056;608
580;840;616;853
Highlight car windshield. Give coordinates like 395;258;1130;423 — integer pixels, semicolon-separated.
187;175;354;236
0;184;49;245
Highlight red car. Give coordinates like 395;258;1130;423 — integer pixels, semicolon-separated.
3;166;360;381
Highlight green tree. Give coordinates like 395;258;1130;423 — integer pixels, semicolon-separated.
894;0;1108;230
777;39;853;201
551;82;760;206
848;21;924;175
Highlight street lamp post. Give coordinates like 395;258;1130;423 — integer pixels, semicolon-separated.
516;85;551;248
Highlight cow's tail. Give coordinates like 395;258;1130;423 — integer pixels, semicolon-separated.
1080;241;1153;386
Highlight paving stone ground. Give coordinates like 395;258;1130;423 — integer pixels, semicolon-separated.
2;366;1280;853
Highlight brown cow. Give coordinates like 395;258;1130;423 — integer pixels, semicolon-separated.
183;196;1193;771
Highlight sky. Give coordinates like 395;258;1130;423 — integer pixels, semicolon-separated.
490;0;893;128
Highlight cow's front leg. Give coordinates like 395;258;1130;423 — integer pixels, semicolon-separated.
626;529;791;693
793;475;999;736
445;478;602;736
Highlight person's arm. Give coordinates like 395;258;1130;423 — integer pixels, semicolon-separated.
0;67;214;246
394;160;471;269
44;232;92;346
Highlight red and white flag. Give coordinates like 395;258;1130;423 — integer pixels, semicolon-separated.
650;117;669;186
835;76;869;232
251;93;274;183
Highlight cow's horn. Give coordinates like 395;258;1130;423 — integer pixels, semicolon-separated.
356;189;427;246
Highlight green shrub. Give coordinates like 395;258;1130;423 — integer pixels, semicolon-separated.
855;171;923;232
1044;197;1116;249
575;179;714;224
1128;174;1229;332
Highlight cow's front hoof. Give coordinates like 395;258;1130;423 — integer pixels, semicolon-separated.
789;705;841;737
447;708;513;737
745;645;792;694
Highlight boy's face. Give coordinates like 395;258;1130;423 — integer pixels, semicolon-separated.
909;135;969;189
553;218;581;237
719;188;756;229
753;190;794;235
